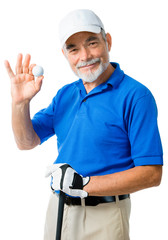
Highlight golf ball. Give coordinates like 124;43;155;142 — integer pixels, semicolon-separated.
32;65;44;77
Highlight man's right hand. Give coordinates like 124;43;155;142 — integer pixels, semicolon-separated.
4;53;44;104
4;53;42;150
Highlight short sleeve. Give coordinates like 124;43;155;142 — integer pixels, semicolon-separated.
128;92;163;166
32;97;56;144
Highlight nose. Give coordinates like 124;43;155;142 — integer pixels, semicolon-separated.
79;47;91;62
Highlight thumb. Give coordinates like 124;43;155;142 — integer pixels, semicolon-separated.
4;60;15;79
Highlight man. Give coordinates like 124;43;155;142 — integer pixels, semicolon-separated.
5;9;163;240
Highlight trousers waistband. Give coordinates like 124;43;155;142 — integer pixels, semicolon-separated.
64;194;130;206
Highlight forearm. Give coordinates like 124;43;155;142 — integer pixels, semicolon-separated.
12;101;40;150
84;165;162;196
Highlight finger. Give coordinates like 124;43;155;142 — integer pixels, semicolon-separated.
15;53;23;74
35;76;44;92
45;164;60;177
45;165;57;177
29;64;36;76
52;169;62;189
45;164;64;177
4;60;15;79
23;54;31;74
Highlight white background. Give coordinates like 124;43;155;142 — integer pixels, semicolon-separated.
0;0;167;239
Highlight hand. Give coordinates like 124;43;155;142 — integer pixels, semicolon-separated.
45;164;90;198
4;53;44;104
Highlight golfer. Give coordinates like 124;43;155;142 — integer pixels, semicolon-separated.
5;9;163;240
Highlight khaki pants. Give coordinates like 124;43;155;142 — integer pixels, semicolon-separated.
44;193;131;240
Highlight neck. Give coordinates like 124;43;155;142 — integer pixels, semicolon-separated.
83;63;115;93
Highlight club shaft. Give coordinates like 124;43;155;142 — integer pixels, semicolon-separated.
56;191;65;240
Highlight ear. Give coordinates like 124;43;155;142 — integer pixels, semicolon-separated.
62;48;68;59
62;48;65;56
106;33;112;51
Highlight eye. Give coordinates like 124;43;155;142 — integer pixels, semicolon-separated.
89;41;98;47
69;48;78;54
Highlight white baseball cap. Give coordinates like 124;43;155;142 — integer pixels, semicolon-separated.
59;9;105;47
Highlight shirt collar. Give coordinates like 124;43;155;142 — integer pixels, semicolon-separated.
106;62;125;89
74;62;124;94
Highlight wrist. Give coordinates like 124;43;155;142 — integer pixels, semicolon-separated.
83;176;92;196
12;99;30;107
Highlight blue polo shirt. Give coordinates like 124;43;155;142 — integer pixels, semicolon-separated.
32;63;163;177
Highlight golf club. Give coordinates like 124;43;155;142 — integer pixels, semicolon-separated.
56;191;66;240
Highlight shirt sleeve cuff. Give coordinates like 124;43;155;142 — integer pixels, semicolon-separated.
134;156;163;166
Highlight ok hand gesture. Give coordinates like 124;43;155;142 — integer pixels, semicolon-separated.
4;54;44;104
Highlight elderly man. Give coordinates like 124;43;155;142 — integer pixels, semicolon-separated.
5;9;163;240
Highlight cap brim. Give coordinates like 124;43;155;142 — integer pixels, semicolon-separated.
61;25;101;47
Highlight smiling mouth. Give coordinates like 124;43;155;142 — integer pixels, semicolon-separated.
77;59;101;71
79;62;98;70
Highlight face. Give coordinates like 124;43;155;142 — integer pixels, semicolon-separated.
63;31;112;82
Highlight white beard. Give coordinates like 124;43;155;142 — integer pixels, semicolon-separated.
75;58;109;83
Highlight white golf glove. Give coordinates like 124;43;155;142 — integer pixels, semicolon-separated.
45;163;90;198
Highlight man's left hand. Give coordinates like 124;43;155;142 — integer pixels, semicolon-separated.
45;163;90;198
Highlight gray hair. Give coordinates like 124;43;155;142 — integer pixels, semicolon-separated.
101;28;107;42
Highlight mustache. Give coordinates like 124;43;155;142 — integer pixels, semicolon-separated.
76;58;101;69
